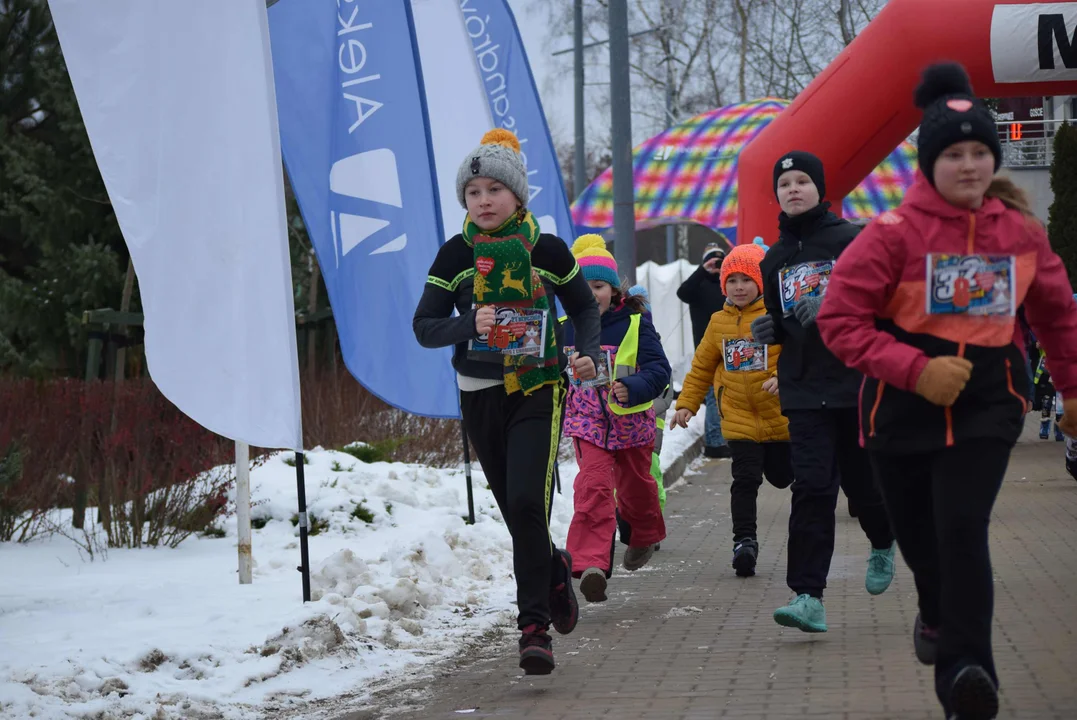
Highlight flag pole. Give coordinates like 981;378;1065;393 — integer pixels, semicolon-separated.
461;421;476;525
295;452;311;601
236;441;252;584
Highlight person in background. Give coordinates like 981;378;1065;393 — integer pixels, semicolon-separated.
616;284;673;551
817;62;1077;720
1032;352;1063;440
677;240;732;459
750;150;896;634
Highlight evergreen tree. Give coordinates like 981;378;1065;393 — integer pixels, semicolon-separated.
1047;122;1077;289
0;0;317;375
0;0;126;374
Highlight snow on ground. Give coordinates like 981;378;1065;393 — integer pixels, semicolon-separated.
0;412;703;719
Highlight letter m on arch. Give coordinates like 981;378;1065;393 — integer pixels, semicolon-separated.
737;0;1077;245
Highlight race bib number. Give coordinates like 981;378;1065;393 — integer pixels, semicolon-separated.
926;254;1015;317
723;338;768;373
779;260;834;315
469;307;548;357
564;347;614;388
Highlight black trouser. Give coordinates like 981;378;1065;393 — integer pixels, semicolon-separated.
461;383;564;630
785;408;894;598
869;439;1009;713
728;440;794;541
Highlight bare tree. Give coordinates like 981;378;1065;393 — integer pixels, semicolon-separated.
557;138;613;200
540;0;886;147
543;0;734;140
726;0;767;102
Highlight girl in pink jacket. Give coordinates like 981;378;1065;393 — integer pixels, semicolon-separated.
818;63;1077;720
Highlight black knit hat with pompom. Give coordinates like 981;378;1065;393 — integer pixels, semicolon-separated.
914;62;1001;185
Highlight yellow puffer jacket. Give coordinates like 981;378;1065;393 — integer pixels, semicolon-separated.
676;297;789;442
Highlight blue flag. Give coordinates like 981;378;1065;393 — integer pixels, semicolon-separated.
461;0;575;242
269;0;460;419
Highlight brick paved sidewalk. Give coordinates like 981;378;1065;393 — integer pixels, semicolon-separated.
341;437;1077;720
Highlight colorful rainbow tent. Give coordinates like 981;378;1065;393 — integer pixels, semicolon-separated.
571;98;919;241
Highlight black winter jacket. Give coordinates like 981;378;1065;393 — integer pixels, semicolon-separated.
758;203;863;411
412;233;602;382
677;266;727;347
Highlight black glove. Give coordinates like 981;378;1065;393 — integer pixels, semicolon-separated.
750;314;777;345
793;296;824;327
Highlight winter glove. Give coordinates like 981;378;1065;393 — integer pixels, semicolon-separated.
750;314;777;345
793;296;824;327
1058;398;1077;437
914;356;973;407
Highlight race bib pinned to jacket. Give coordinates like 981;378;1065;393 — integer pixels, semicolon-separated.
926;254;1016;317
724;338;768;372
779;260;834;315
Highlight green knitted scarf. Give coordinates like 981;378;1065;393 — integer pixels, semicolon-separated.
464;211;560;395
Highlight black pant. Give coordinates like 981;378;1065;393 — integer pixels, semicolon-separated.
461;383;563;630
785;408;894;598
728;440;794;541
870;439;1009;713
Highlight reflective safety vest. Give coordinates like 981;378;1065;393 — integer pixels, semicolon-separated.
608;314;652;416
560;314;653;416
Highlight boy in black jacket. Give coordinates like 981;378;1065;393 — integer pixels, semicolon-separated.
749;151;895;633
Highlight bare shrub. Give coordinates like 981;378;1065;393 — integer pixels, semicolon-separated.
298;365;462;467
0;364;465;550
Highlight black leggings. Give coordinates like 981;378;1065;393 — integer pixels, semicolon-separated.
869;438;1010;713
727;440;794;541
461;383;563;630
786;408;894;598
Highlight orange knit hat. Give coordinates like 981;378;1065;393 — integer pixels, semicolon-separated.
720;244;766;295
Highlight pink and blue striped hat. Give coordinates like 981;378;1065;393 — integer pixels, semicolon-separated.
570;234;621;288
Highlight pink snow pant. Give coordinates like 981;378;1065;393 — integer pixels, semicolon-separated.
567;439;666;577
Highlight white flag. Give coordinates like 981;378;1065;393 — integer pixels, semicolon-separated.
49;0;302;450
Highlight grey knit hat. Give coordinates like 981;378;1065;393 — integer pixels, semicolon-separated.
455;129;530;208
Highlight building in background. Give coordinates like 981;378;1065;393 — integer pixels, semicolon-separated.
993;96;1076;224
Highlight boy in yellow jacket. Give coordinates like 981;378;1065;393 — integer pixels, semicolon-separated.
671;244;793;577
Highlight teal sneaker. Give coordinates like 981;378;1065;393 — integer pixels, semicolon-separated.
866;542;896;595
773;594;827;633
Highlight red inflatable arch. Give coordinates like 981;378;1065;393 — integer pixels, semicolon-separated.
737;0;1077;245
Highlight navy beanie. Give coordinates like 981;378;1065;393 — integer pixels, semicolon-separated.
773;151;826;200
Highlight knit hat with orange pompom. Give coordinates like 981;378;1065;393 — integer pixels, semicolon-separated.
571;234;620;288
720;243;766;295
456;128;529;208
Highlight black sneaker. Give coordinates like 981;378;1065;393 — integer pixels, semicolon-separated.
947;665;998;719
913;613;938;665
518;624;555;675
548;549;579;635
732;538;758;577
704;445;732;459
1067;457;1077;482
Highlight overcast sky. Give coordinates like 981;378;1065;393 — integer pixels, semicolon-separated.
505;0;608;149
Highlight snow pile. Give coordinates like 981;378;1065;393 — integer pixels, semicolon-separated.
0;411;704;719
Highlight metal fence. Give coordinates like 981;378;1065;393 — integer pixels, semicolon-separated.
996;118;1077;168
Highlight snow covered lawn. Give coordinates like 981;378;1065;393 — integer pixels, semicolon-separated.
0;414;703;719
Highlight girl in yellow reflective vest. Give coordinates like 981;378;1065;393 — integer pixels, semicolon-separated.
561;235;671;604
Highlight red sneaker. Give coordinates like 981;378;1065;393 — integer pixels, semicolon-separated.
548;549;579;635
518;624;554;675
